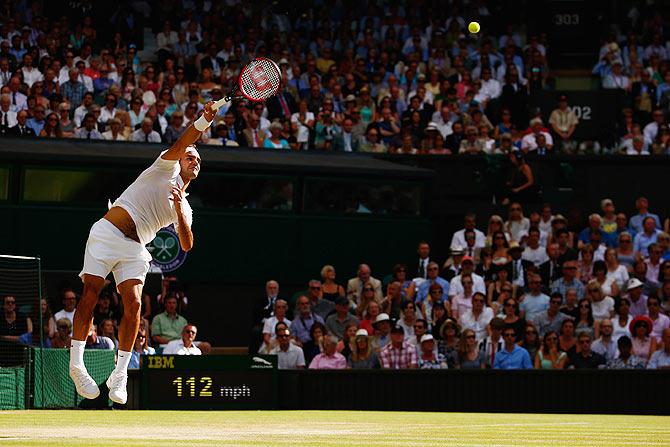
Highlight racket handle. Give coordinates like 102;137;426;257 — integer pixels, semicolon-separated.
212;96;231;111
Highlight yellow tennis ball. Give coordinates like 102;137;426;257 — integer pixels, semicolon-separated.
468;21;480;34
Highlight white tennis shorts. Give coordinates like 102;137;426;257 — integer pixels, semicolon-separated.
79;218;152;286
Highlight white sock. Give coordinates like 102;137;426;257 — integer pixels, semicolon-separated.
113;350;132;375
70;340;86;369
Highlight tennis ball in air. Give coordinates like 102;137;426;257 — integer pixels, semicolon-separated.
468;22;480;34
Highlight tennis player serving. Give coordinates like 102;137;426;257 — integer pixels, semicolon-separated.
69;101;216;404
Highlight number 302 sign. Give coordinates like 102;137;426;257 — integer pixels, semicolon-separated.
569;106;592;120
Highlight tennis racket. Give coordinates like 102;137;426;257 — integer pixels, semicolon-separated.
212;58;282;110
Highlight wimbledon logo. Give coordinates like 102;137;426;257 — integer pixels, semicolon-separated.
147;226;187;272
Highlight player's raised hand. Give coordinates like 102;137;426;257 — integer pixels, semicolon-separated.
169;186;184;209
202;101;216;122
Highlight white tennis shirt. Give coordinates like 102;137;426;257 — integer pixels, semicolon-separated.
112;150;193;246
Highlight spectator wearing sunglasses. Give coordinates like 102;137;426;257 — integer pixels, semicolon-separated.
128;328;155;369
493;326;533;369
163;324;201;355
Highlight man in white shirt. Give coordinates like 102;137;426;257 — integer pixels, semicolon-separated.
521;118;553;152
522;228;549;266
270;327;305;369
132;118;162;143
459;293;493;342
19;54;43;87
98;93;118;128
73;92;94;128
163;324;202;355
448;256;486;298
0;93;17;131
431;103;454;138
450;213;486;250
647;296;670;341
6;76;27;111
643;109;665;144
54;289;77;332
478;68;501;101
69;100;215;405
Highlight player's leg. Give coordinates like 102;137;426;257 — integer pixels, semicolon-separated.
69;273;105;399
106;278;143;404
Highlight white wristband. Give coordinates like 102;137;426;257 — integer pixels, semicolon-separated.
194;115;211;132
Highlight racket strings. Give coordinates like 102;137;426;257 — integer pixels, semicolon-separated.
239;59;281;101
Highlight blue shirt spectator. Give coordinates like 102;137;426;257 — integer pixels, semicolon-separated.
416;276;450;303
634;228;660;257
494;330;533;369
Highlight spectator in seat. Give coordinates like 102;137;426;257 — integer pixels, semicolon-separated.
494;326;533;369
325;296;359;341
552;260;585;301
380;325;418;369
449;256;486;298
8;110;36;136
0;295;32;342
271;327;305;370
291;295;325;346
85;325;114;350
346;263;382;305
128;328;155;369
416;262;450;304
308;335;346;369
602;60;630;91
348;328;380;369
521;118;553;152
162;112;186;145
99;318;118;350
647;295;670;342
520;274;550;322
54;289;77;330
320;265;345;303
358;125;387;153
624;135;649;155
26;105;46;135
634;216;661;257
418;334;448;369
625;278;648;318
591;318;618;362
647;328;670;369
259;299;291;354
560;289;580;320
480;317;505;368
151;294;188;345
131;117;161;142
356;283;379;319
370;313;392;353
74;112;103;140
51;318;72;349
163;324;201;355
450;213;486;250
535;330;567;369
306;279;335;321
630;315;656;361
459;292;493;343
569;332;605;369
606;335;645;369
539;243;562;286
102;118;127;141
535;293;572;337
549;94;578;153
630;197;661;236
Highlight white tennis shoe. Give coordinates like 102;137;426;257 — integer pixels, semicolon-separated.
69;366;100;400
106;371;128;404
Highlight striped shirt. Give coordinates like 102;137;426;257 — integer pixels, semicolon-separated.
380;341;418;369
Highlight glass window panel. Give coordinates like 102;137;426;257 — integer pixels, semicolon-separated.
23;169;136;204
188;175;294;211
304;179;422;216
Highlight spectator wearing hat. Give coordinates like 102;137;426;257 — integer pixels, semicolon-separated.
606;336;646;369
325;296;359;341
568;332;606;369
647;328;670;369
348;328;380;369
417;334;448;369
494;326;533;369
370;313;392;352
625;277;648;318
380;325;418;369
630;315;656;360
459;293;493;343
308;335;346;369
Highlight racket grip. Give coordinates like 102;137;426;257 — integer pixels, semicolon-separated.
212;97;231;111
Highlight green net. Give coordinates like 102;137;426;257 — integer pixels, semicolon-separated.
33;348;115;408
0;254;41;409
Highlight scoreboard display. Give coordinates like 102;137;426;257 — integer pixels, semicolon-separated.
140;355;278;410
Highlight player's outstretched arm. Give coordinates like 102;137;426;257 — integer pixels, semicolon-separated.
162;101;216;161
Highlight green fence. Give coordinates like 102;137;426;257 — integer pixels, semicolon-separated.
0;348;115;409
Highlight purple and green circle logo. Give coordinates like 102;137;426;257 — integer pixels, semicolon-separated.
148;226;187;272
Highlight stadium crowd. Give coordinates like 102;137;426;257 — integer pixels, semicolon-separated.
250;196;670;370
0;0;665;154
